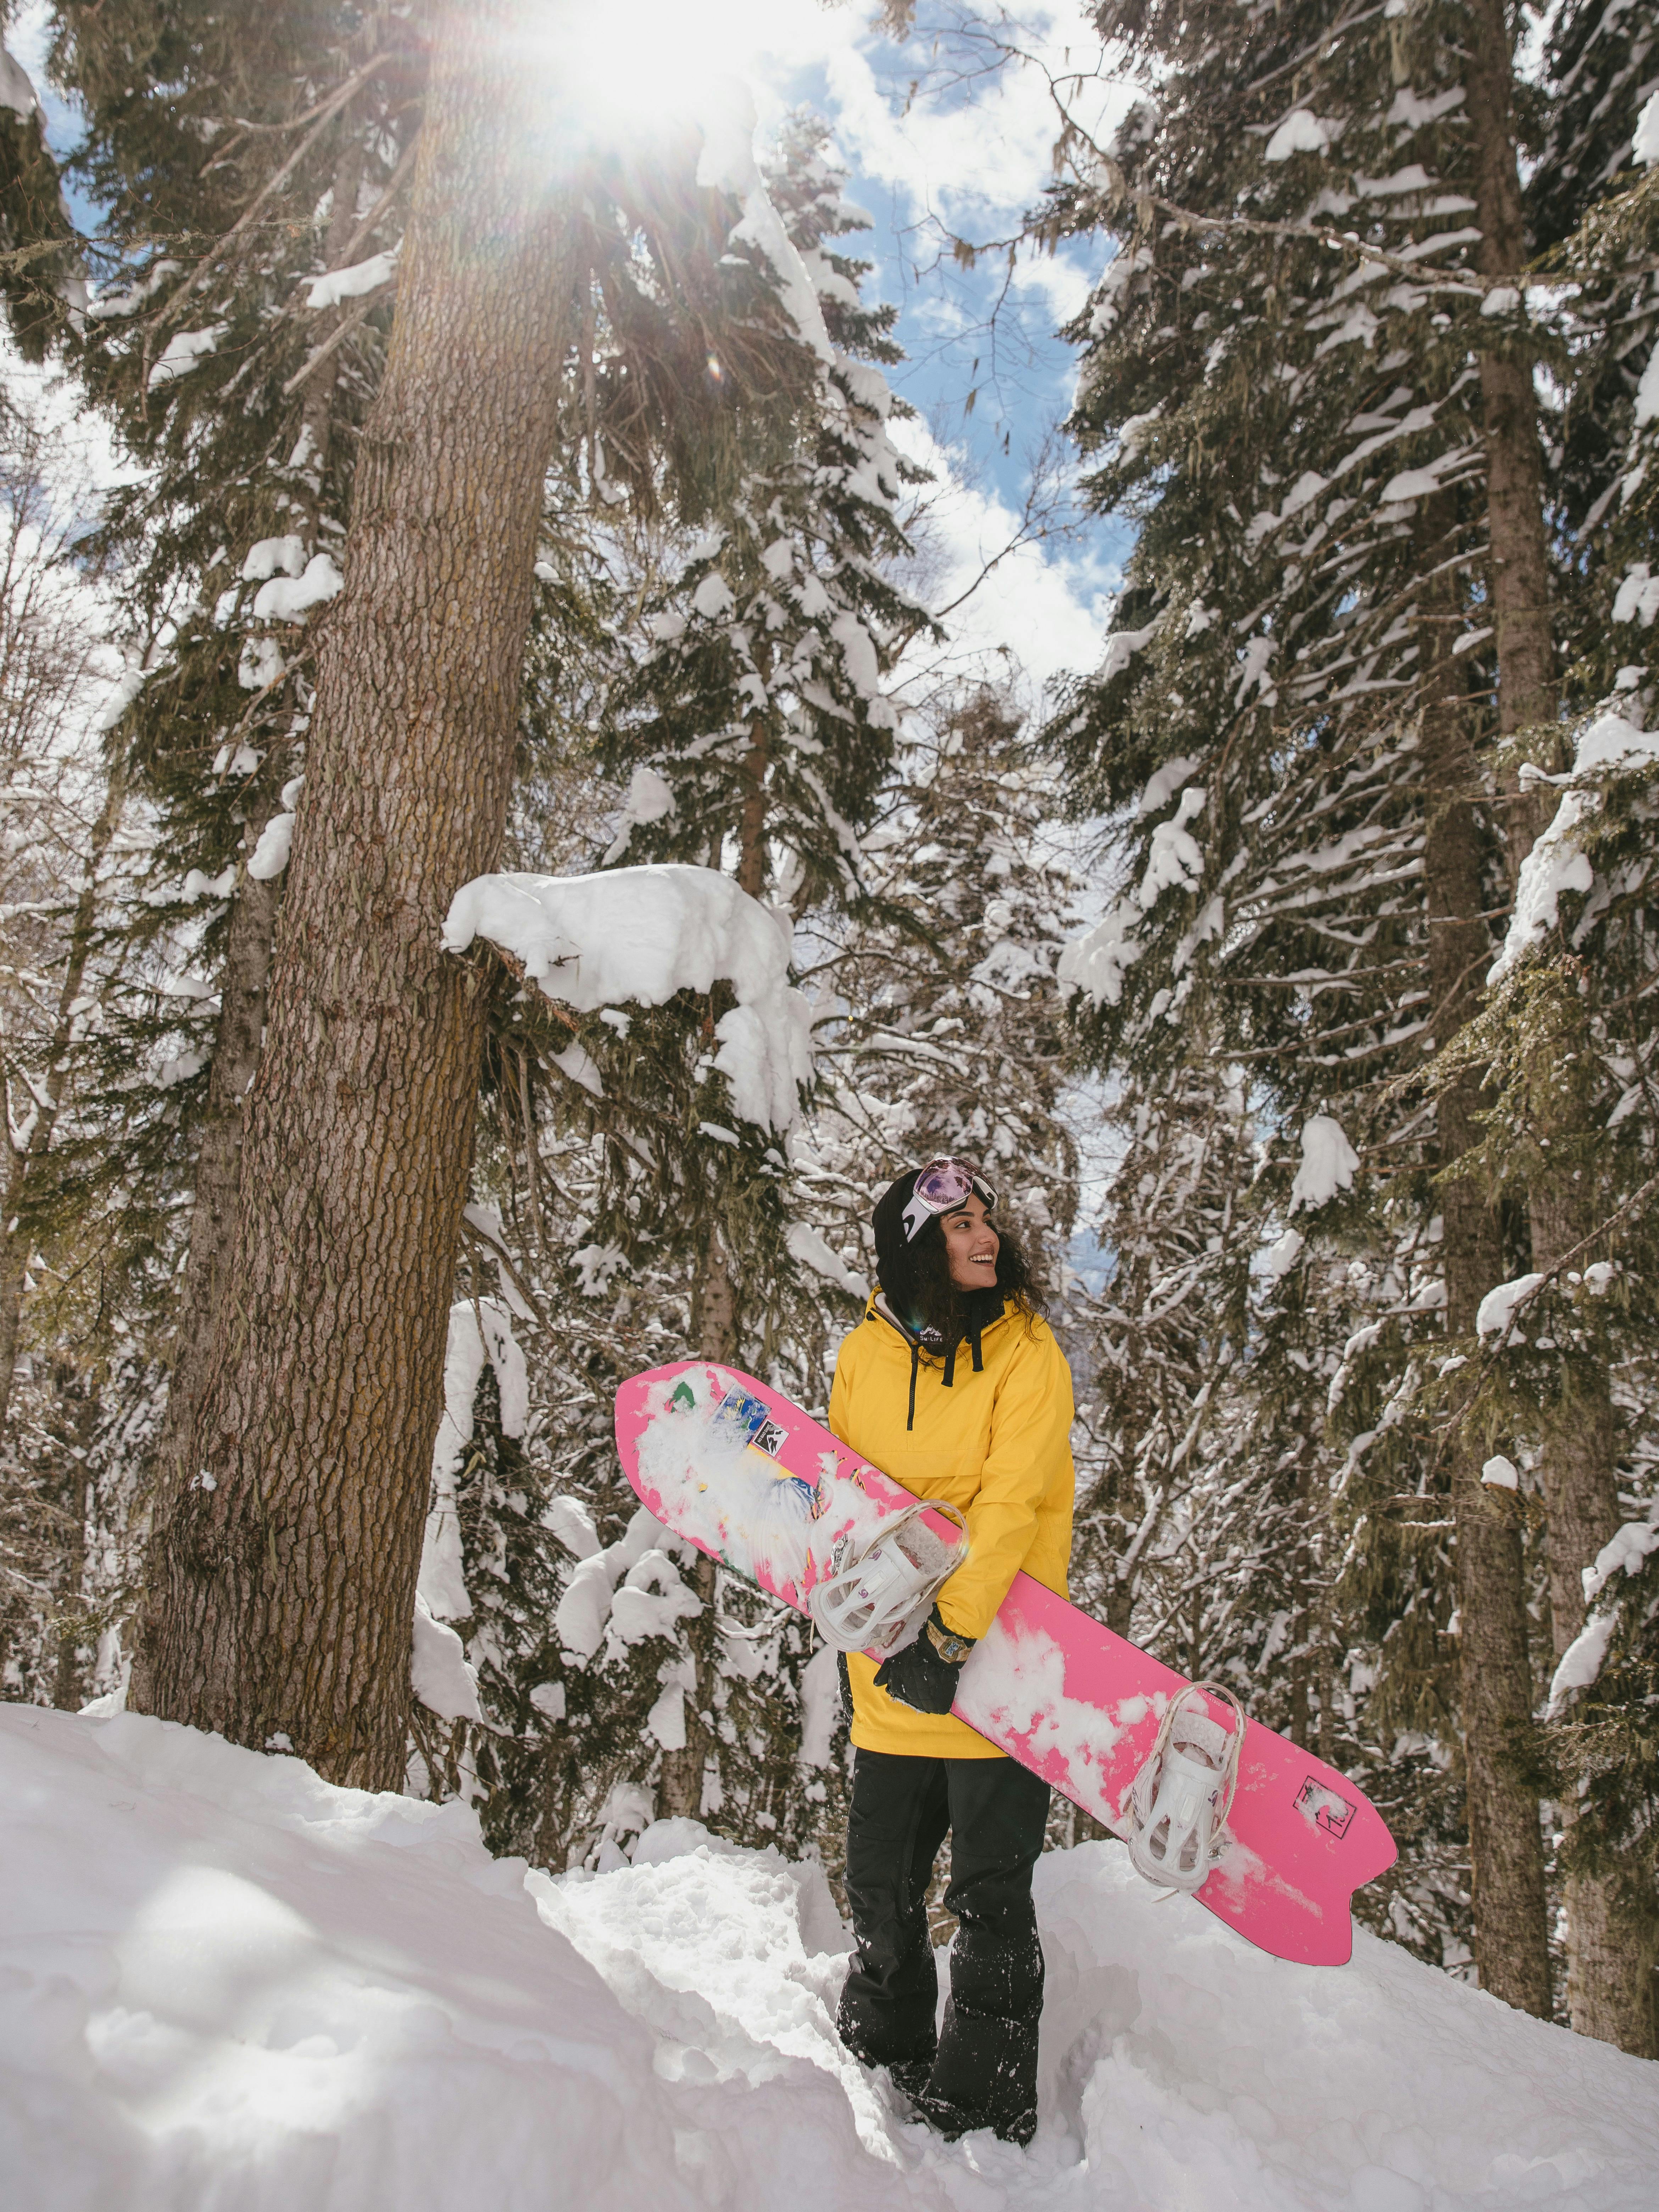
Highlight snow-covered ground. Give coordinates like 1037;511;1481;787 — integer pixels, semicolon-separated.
3;1707;1655;2211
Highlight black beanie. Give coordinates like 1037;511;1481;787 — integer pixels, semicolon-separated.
872;1168;928;1299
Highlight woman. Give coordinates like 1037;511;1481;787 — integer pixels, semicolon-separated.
826;1157;1075;2147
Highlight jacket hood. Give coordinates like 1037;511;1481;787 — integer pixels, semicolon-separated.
865;1284;1012;1429
866;1285;1008;1353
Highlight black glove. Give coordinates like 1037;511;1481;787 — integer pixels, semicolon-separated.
872;1606;975;1715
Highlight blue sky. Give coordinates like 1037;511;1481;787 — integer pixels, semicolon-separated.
11;0;1135;705
732;2;1135;699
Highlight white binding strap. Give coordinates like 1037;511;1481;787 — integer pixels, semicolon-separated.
1126;1682;1246;1895
808;1504;968;1658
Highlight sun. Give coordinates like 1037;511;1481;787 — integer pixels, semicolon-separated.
539;0;777;151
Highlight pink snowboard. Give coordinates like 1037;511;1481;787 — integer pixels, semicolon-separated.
616;1359;1396;1967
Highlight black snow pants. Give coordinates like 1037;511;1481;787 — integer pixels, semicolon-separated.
836;1746;1050;2145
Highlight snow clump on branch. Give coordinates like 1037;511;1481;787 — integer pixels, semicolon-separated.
147;324;228;389
601;765;675;864
306;245;398;310
442;863;813;1132
252;552;344;624
1057;900;1141;1007
419;1297;527;1627
1288;1115;1359;1212
1612;564;1659;625
1137;786;1206;907
695;79;834;365
1475;1272;1545;1342
1488;710;1659;985
1263;110;1335;161
1547;1514;1659;1714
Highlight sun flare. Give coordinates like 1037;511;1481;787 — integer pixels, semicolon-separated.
546;0;779;149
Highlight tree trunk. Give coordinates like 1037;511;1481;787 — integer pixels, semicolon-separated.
49;1357;92;1711
148;122;370;1479
658;697;765;1816
1465;0;1557;769
0;753;128;1432
1465;0;1653;2050
1418;501;1552;2016
736;707;771;900
660;1235;738;1818
1533;1158;1656;2054
147;808;284;1478
130;2;574;1788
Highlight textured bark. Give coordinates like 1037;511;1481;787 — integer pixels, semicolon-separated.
657;1549;718;1821
735;641;774;900
660;1238;738;1818
736;723;770;900
1419;513;1551;2016
49;1359;93;1711
1532;1173;1657;2055
1466;4;1652;2049
130;3;574;1788
0;755;127;1433
147;808;284;1479
1465;0;1557;770
1560;1857;1657;2056
150;127;367;1479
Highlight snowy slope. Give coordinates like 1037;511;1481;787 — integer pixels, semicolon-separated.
2;1707;1655;2212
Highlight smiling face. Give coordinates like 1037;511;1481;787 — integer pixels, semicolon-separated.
939;1192;1000;1290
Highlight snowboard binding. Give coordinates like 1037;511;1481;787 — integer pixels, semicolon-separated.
1126;1683;1245;1894
808;1504;969;1660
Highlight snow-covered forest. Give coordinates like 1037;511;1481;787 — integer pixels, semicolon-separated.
2;0;1658;2197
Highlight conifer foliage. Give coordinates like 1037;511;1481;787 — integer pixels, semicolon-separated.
1;0;1657;2069
1038;0;1659;2046
422;123;936;1871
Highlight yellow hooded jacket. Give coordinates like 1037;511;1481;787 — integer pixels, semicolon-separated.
827;1291;1076;1759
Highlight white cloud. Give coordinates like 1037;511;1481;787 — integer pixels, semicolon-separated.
16;0;1126;710
892;414;1123;703
733;7;1129;706
816;9;1131;233
1007;246;1098;328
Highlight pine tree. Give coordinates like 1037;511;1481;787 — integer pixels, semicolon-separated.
558;116;923;1830
1041;0;1558;2011
0;5;428;1718
0;24;74;354
601;115;923;915
1530;0;1658;666
437;120;930;1863
121;3;833;1785
811;683;1082;1297
1455;35;1659;2049
41;4;419;1504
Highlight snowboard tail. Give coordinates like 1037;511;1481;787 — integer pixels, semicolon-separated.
616;1359;1396;1967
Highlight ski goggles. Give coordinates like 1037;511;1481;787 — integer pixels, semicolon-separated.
901;1156;998;1242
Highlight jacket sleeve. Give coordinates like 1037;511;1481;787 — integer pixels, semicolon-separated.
936;1325;1074;1642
